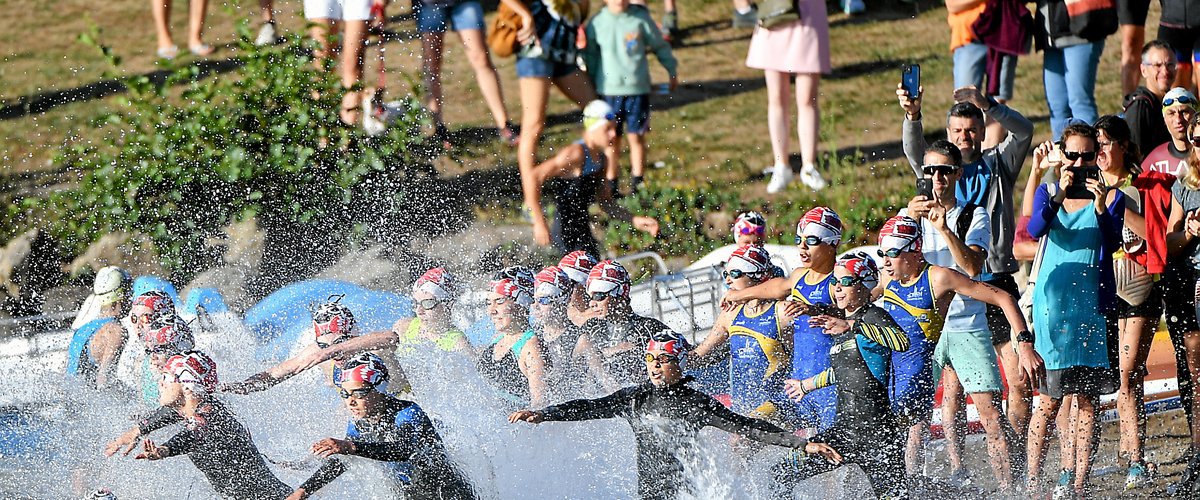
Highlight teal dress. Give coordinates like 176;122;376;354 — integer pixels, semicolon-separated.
1033;205;1109;370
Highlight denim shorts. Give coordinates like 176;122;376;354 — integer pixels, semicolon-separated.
415;0;485;33
952;42;1016;101
603;94;651;135
516;56;579;79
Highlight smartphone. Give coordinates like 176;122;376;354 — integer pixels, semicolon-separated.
902;64;920;98
916;178;934;200
1065;166;1101;199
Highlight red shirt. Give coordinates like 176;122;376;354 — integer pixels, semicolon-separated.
1141;141;1188;177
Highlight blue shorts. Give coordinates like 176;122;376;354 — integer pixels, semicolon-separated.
602;94;651;135
516;56;579;79
415;0;485;33
890;338;935;421
787;386;837;431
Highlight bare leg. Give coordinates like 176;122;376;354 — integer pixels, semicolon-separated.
1026;394;1062;490
517;77;552;177
794;73;820;169
340;20;369;124
1072;395;1100;491
627;133;647;179
972;391;1014;489
456;28;511;129
259;0;275;23
309;19;336;70
1117;316;1156;463
551;70;598;108
187;0;211;52
904;421;927;475
1177;63;1196;94
605;133;624;185
764;70;792;169
1120;25;1146;96
941;368;968;474
151;0;175;51
997;341;1032;457
1057;396;1077;473
421;32;447;127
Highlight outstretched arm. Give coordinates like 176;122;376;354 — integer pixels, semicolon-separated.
696;394;807;448
537;387;637;422
221;344;323;394
723;273;797;306
291;458;349;500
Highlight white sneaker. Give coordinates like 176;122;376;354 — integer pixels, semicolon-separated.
800;165;827;191
255;22;277;46
766;167;793;194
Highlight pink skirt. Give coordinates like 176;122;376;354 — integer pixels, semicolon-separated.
745;0;831;74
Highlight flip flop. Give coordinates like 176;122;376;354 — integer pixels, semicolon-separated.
156;45;179;60
189;44;215;57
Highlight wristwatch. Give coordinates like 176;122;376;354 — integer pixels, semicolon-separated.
1016;330;1034;344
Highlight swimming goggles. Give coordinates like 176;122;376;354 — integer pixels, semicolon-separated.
795;235;825;246
877;238;918;258
338;387;374;399
644;353;680;364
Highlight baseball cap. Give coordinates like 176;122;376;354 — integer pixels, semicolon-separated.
796;207;843;246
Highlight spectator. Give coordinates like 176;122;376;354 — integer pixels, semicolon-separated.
583;0;679;194
1165;112;1200;492
505;0;597;212
521;100;660;255
1034;0;1108;140
1025;123;1124;497
1094;115;1157;489
1158;0;1200;91
150;0;214;59
1117;0;1152;95
306;0;377;126
898;86;1035;447
747;0;831;193
416;0;519;147
1143;87;1197;176
898;140;1013;490
1124;41;1178;154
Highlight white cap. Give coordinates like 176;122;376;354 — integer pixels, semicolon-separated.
582;100;615;131
93;266;131;307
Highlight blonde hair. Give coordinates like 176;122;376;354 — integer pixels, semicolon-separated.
1186;114;1200;191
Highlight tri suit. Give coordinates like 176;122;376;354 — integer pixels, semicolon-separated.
787;269;837;430
476;330;538;406
66;317;116;385
880;264;943;420
728;301;791;420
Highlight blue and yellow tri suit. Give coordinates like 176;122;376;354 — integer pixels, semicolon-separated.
787;269;837;430
880;264;943;419
728;301;791;419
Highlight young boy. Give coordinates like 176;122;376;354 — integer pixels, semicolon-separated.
583;0;679;194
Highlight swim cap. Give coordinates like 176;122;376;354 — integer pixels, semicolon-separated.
132;290;177;324
836;251;880;290
338;352;389;388
164;351;218;394
534;266;573;300
796;207;843;246
586;260;631;297
90;489;117;500
559;251;599;284
491;278;534;308
93;267;132;307
413;267;457;302
493;266;536;291
313;295;356;340
1164;87;1198;110
732;211;767;240
583;100;616;131
646;330;689;356
142;316;195;353
726;245;772;275
878;215;922;254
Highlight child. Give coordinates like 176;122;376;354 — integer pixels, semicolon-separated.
583;0;679;194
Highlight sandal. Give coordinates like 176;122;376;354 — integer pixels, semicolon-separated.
189;44;215;57
156;45;179;60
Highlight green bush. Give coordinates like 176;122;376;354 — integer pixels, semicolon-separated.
45;24;433;282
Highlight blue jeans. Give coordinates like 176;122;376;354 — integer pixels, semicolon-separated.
1043;40;1105;141
952;42;1017;101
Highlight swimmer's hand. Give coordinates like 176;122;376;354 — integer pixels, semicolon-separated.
105;428;142;457
804;442;842;464
782;378;810;401
780;301;810;318
808;315;850;335
508;410;545;424
719;291;746;311
134;439;167;461
286;489;310;500
311;438;356;458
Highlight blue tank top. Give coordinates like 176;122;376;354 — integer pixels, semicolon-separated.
881;265;944;344
728;302;789;415
66;318;115;378
788;269;835;381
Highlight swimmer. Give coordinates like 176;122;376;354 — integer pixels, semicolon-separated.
476;272;549;408
558;250;601;326
531;265;593;399
576;259;675;389
66;266;133;390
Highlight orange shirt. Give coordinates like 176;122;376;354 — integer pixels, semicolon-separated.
948;2;988;52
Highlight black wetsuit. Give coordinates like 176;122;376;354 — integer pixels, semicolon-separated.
772;305;909;499
540;376;808;499
476;330;536;405
299;396;475;500
580;314;671;387
540;324;587;400
152;400;292;500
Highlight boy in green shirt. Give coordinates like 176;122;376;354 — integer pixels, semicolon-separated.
583;0;679;194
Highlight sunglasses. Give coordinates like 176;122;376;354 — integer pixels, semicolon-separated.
723;269;760;280
338;387;373;399
794;235;826;246
921;164;960;176
833;275;866;287
589;291;613;302
316;335;348;349
1165;95;1197;107
1191;137;1200;148
1062;150;1096;162
644;353;680;364
415;299;442;311
878;238;918;258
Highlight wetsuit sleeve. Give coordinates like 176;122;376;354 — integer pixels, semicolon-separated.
810;368;835;390
856;309;910;352
540;386;637;421
138;406;183;435
158;429;197;458
298;458;348;494
350;441;419;462
693;391;808;449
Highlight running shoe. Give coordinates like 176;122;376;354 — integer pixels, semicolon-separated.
1051;469;1074;500
1125;461;1152;490
799;165;828;191
946;467;971;489
732;8;757;28
766;166;792;194
842;0;866;14
255;21;277;46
